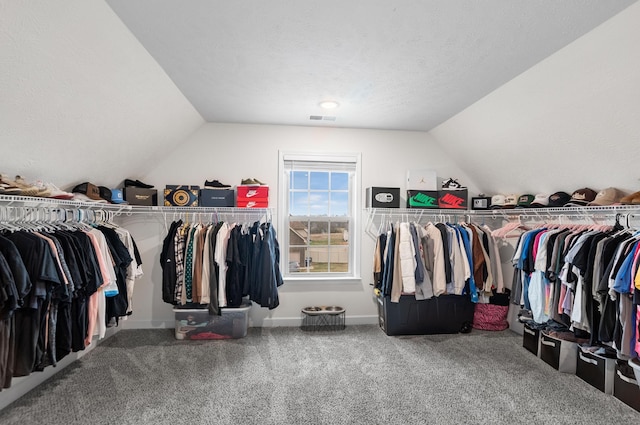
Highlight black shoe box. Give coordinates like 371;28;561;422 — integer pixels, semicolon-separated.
522;323;540;356
438;189;468;209
164;185;199;207
366;187;400;208
123;187;158;206
406;190;439;209
199;189;235;207
575;347;615;394
613;360;640;412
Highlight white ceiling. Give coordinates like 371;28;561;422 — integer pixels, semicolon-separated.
107;0;634;132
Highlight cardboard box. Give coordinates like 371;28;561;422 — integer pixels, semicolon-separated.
164;185;199;207
406;169;437;190
199;189;235;207
173;301;251;340
366;187;400;208
123;187;158;206
237;199;268;208
438;189;468;209
576;347;615;394
407;190;438;209
237;185;269;198
539;332;577;373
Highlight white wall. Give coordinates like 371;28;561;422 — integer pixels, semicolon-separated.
429;2;640;196
0;0;204;189
121;123;480;328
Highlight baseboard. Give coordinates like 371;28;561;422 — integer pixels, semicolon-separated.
118;315;380;329
257;314;379;327
0;327;120;412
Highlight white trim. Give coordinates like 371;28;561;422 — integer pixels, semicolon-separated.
278;150;362;281
0;327;120;412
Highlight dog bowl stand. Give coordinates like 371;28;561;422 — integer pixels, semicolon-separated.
301;307;346;331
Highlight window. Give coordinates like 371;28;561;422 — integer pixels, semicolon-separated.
279;152;361;280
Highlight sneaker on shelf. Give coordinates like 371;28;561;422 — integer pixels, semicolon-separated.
442;178;463;189
204;179;231;189
252;178;267;186
14;175;51;197
124;179;154;189
0;174;22;195
241;178;260;186
35;181;74;200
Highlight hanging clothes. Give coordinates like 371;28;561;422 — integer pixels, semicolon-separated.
373;219;503;304
0;219;142;391
160;219;283;312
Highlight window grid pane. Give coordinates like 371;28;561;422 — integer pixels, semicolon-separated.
284;157;356;277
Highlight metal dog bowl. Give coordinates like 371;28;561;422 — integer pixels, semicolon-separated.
323;306;345;314
302;306;323;315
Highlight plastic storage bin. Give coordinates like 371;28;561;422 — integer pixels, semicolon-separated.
173;301;251;340
377;294;474;336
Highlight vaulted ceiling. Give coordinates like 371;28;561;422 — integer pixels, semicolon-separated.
106;0;636;131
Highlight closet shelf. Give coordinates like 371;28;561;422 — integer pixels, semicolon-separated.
0;194;271;215
365;205;640;217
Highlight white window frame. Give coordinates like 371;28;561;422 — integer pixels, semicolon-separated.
278;151;361;283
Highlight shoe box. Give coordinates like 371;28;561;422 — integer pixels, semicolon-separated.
406;169;437;191
237;185;268;208
366;187;400;208
575;346;615;394
539;332;578;374
123;187;158;206
164;185;199;207
199;189;235;207
614;359;640;412
522;322;541;356
376;294;474;336
438;189;468;209
406;190;439;208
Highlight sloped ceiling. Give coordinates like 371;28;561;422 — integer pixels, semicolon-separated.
429;1;640;196
106;0;635;131
0;0;204;189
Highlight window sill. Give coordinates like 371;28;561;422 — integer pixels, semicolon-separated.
282;276;362;286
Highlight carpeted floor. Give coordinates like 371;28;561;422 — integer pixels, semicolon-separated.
0;325;638;424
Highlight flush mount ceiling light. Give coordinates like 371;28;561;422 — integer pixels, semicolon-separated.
319;100;340;109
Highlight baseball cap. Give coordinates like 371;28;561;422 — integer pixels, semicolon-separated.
587;187;623;206
516;194;535;208
530;194;549;208
547;191;571;207
502;194;518;209
110;188;127;204
490;194;506;209
98;186;112;203
565;188;597;207
72;182;102;201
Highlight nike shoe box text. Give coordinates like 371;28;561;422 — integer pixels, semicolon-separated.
237;185;269;208
407;190;438;209
199;189;235;207
438;189;468;209
366;187;400;208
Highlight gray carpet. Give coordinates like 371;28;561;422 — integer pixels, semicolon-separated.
0;325;638;424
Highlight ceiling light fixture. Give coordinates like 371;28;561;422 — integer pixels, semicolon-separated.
319;100;340;109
